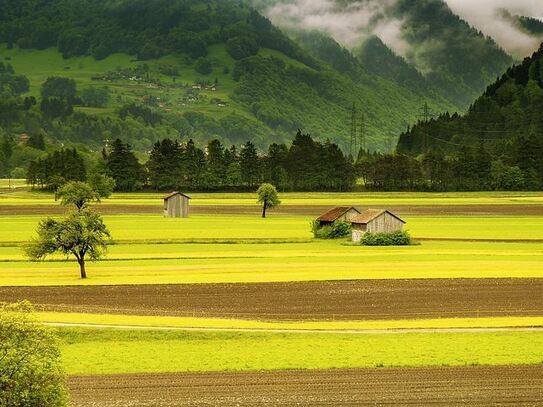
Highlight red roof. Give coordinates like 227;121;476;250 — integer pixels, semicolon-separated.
163;191;191;201
317;207;360;222
351;209;405;225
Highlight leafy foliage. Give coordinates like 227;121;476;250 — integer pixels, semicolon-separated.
312;221;352;240
0;302;67;407
256;183;280;218
361;231;412;246
25;210;111;279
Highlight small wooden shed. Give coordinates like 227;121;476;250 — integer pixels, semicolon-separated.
351;209;406;242
163;192;191;218
316;206;361;227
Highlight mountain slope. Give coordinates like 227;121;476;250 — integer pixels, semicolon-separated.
254;0;515;110
0;0;458;154
398;43;543;169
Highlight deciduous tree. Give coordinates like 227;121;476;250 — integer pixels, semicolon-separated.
26;210;110;279
257;183;280;218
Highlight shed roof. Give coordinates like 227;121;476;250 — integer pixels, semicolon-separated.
351;209;405;225
163;191;192;201
317;206;360;222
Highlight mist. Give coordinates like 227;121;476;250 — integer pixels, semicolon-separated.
263;0;543;58
445;0;543;57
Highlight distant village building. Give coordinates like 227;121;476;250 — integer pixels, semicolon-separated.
19;133;30;144
163;192;191;218
316;206;361;227
351;209;406;242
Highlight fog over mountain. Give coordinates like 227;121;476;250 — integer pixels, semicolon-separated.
446;0;543;56
258;0;543;58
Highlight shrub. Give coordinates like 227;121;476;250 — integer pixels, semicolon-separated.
311;220;351;239
0;302;68;406
361;230;411;246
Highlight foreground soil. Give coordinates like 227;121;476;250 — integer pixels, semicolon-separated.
3;279;542;320
2;203;543;216
68;365;543;406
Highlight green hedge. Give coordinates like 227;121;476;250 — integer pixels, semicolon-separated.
311;221;351;239
361;231;411;246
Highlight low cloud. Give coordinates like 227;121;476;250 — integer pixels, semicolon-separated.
266;0;401;48
263;0;543;58
445;0;543;57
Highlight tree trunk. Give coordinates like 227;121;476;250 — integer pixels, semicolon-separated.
262;202;267;218
78;258;87;279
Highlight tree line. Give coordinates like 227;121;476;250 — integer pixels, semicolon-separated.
27;131;356;192
358;136;540;191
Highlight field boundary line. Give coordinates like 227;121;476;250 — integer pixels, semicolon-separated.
43;322;543;334
417;237;543;243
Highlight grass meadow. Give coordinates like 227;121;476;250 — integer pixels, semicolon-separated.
1;189;543;376
2;189;543;206
0;240;542;286
59;327;543;375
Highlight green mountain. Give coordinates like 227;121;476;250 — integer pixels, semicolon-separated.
397;43;543;188
0;0;454;165
255;0;514;109
353;36;431;96
390;0;513;108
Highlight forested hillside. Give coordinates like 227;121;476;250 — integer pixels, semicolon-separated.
0;0;453;178
256;0;514;109
394;44;543;190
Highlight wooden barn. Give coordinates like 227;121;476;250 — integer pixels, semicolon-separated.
316;206;361;227
163;192;191;218
351;209;406;242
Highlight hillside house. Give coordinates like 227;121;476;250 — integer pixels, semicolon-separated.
316;207;361;227
351;209;406;242
164;192;191;218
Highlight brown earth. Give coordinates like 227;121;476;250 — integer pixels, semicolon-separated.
2;279;542;320
68;365;543;406
2;204;543;216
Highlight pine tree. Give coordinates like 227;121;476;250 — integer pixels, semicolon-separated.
105;139;144;191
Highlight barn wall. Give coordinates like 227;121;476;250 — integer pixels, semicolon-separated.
351;224;367;243
367;213;404;234
338;209;360;223
165;195;188;218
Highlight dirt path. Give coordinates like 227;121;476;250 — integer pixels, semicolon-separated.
2;203;543;216
3;279;542;321
68;365;543;406
44;322;543;334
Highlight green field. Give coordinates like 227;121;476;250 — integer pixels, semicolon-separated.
39;312;543;331
1;240;542;286
0;179;27;189
59;328;543;375
1;213;543;243
2;191;543;382
2;190;543;206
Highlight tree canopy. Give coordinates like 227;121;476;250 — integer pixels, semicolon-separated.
257;183;280;218
0;302;67;407
26;210;111;279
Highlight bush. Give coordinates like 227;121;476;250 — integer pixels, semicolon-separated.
0;302;68;406
361;230;411;246
311;221;351;239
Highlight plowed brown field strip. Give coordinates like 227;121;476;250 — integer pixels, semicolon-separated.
3;279;542;320
68;365;543;406
2;204;543;216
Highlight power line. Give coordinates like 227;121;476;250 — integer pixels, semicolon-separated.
416;102;435;153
